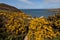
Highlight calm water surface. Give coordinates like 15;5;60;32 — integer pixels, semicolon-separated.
21;9;56;17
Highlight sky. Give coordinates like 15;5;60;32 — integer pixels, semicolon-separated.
0;0;60;9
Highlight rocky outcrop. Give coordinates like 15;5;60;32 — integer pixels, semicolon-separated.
48;8;60;13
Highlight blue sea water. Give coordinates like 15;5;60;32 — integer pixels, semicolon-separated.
21;9;56;17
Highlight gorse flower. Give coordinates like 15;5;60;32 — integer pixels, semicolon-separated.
0;10;60;40
28;17;60;40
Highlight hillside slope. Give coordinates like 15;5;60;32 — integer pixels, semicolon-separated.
0;3;22;12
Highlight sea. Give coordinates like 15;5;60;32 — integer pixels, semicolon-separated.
21;9;56;18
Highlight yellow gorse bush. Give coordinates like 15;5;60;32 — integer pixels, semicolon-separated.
0;11;32;40
55;20;60;28
0;10;60;40
28;17;60;40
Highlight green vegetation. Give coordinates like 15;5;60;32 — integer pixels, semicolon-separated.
0;10;30;40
